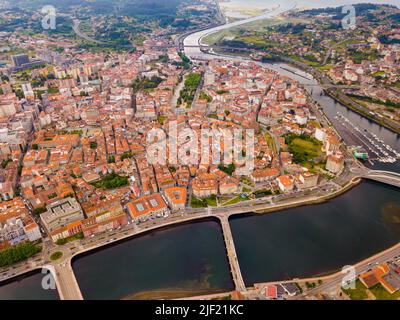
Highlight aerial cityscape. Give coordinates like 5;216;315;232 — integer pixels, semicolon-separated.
0;0;400;303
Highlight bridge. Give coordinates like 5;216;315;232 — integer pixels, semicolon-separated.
6;211;247;300
50;213;247;299
52;261;84;300
219;215;246;292
362;170;400;188
351;167;400;188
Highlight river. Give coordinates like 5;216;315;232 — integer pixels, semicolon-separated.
54;1;400;299
220;0;400;19
184;4;400;173
230;180;400;285
64;181;400;299
2;185;399;300
266;63;400;173
72;220;233;300
0;269;59;300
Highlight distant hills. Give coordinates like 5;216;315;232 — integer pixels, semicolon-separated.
8;0;186;18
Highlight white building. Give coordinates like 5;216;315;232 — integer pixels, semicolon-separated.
314;128;327;143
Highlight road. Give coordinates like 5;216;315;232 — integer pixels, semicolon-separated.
71;19;102;44
293;242;400;299
183;2;297;58
322;39;349;65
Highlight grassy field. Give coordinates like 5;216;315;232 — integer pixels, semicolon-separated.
240;177;255;187
223;195;250;206
265;132;277;153
223;196;242;206
191;196;217;208
369;284;400;300
289;55;321;66
342;280;368;300
288;137;323;164
317;64;334;71
301;161;326;174
91;173;128;190
236;35;280;47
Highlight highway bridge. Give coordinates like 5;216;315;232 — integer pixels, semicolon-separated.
152;43;260;54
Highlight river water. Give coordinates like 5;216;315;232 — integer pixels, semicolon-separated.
230;180;400;285
68;180;400;298
266;63;400;173
72;220;233;300
3;184;399;299
184;5;400;173
0;269;59;300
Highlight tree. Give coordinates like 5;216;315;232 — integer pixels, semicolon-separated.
120;152;133;161
47;87;59;94
91;173;128;190
15;89;25;99
0;242;41;267
218;163;236;176
33;206;47;215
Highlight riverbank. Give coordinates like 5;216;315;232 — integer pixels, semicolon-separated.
2;176;399;299
278;57;400;135
230;180;400;288
72;219;234;300
206;48;400;135
253;177;361;214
